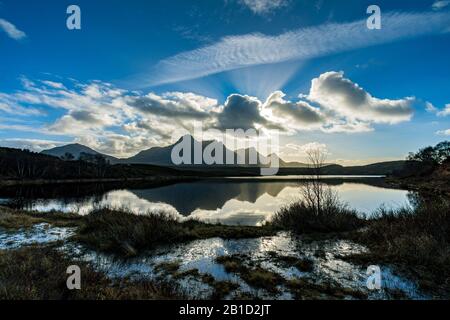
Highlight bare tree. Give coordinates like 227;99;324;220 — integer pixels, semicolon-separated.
15;158;25;178
301;148;338;215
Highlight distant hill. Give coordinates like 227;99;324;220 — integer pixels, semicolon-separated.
274;161;409;176
0;147;187;181
41;143;119;163
325;161;409;175
38;137;410;175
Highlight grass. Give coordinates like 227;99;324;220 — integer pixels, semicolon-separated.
216;255;248;274
215;254;365;299
286;278;367;300
198;273;240;300
155;265;239;300
3;194;450;298
349;198;450;295
75;209;187;256
154;261;182;275
0;206;82;229
267;251;315;272
270;191;450;297
242;267;284;293
271;200;364;234
0;246;185;300
74;208;276;256
0;206;276;256
216;255;284;293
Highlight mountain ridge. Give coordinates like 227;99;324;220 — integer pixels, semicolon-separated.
41;143;119;163
39;137;405;172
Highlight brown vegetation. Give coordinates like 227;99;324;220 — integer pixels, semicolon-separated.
0;246;184;300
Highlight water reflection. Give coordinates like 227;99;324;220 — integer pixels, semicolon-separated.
59;232;426;300
0;177;411;226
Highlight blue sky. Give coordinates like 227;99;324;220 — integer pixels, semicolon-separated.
0;0;449;164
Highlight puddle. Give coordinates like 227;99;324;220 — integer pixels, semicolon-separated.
0;223;75;250
0;224;427;300
60;232;427;300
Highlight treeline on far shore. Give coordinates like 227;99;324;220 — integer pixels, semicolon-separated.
0;147;185;181
0;140;448;182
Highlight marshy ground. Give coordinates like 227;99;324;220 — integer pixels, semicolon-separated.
0;196;449;300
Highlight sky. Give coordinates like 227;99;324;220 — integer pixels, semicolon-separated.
0;0;449;165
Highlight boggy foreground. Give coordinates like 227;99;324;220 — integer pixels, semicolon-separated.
0;193;449;300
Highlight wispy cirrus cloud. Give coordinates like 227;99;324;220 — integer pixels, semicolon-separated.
0;18;26;40
432;1;450;11
239;0;288;15
424;102;450;117
145;11;450;87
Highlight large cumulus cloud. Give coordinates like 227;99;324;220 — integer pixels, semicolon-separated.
264;91;325;130
216;94;270;130
307;71;414;124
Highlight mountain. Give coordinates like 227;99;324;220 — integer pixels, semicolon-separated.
1;147;183;181
127;135;270;167
294;161;407;175
41;143;119;163
40;139;410;175
39;136;312;168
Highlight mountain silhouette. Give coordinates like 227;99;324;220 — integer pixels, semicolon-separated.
40;137;408;175
41;143;119;163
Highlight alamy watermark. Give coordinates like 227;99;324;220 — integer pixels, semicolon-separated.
64;4;380;31
170;122;280;176
366;265;382;290
367;5;382;30
66;5;81;30
66;265;81;290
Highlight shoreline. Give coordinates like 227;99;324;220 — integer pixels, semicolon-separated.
385;177;450;196
0;174;389;187
0;175;199;187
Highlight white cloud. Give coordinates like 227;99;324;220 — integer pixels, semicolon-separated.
0;138;65;151
0;18;26;40
321;121;374;133
41;81;66;89
425;101;438;113
437;129;450;135
215;94;273;130
426;102;450;116
306;71;414;125
432;1;450;11
263;91;324;130
285;142;329;155
437;104;450;116
280;142;331;163
240;0;288;15
0;72;417;157
128;91;217;120
146;11;450;86
0;94;43;116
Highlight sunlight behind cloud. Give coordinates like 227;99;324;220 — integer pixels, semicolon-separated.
226;60;303;100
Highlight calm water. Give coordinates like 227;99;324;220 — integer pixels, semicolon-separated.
0;176;412;226
0;176;430;299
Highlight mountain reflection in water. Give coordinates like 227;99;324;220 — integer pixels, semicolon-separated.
0;177;411;226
